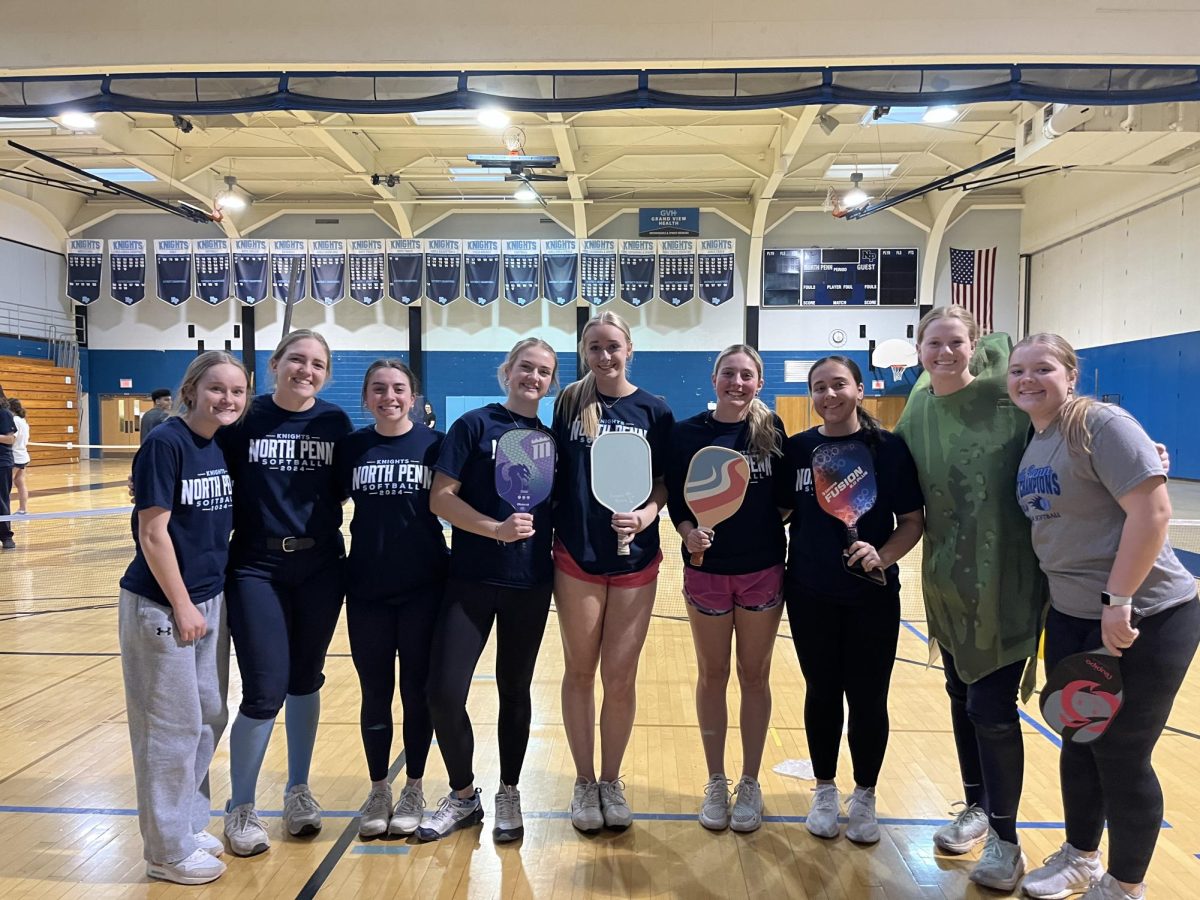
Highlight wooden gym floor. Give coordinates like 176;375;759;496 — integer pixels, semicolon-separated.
2;460;1199;899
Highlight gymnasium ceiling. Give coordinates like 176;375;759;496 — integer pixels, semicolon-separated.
3;100;1200;239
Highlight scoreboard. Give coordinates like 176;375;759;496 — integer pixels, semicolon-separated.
763;247;919;307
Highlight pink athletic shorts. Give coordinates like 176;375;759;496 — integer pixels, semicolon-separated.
683;564;785;616
553;537;662;589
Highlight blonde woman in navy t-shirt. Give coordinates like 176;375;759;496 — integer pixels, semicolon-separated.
119;351;248;885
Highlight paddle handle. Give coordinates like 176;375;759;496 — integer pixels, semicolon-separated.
689;526;714;567
844;525;887;586
617;533;632;556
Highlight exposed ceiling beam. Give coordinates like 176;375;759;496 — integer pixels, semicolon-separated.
548;112;588;239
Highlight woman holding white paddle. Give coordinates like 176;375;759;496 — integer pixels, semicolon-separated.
552;310;674;833
664;344;789;833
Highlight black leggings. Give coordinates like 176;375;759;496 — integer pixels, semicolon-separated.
939;644;1026;844
346;587;441;782
1044;598;1200;884
426;578;553;790
788;588;900;788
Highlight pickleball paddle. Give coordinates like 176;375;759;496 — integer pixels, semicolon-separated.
683;446;751;567
1040;648;1126;744
810;441;887;586
495;428;556;514
591;431;653;556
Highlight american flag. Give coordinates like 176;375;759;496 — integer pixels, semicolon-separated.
950;246;996;333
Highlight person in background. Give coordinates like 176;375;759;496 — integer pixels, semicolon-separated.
140;388;174;444
423;401;437;430
0;384;15;550
9;398;29;515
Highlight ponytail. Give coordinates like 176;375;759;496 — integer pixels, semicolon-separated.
555;372;602;441
808;355;881;453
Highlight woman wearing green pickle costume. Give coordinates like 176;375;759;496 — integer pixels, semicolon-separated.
895;305;1048;893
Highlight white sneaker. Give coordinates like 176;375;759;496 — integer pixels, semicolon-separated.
933;801;989;854
845;786;880;844
415;789;484;842
283;784;323;837
193;830;224;857
389;783;426;836
223;802;270;857
598;779;633;830
1080;873;1144;900
493;784;524;843
570;781;604;834
730;776;764;833
358;785;393;838
699;774;731;831
805;783;841;839
1022;843;1105;899
970;829;1027;892
146;848;226;885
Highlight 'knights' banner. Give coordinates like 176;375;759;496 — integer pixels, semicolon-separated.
309;239;346;306
387;239;423;304
66;239;103;305
155;240;192;306
542;239;578;307
581;239;616;306
502;240;540;307
698;239;736;306
233;239;270;305
657;239;696;306
425;239;462;306
349;239;385;305
194;239;231;305
619;240;656;307
109;239;147;306
464;239;500;306
271;239;308;305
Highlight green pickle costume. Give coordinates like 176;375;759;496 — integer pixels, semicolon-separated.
896;332;1048;688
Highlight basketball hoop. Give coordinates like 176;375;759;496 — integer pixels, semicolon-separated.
889;364;907;382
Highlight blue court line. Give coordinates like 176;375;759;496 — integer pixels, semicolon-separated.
1;505;132;522
1176;548;1200;578
351;845;411;855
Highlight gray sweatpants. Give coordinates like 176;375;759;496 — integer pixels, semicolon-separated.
118;588;230;864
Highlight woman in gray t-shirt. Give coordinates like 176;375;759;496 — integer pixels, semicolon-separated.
1008;333;1198;900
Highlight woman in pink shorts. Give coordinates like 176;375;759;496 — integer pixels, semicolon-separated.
664;344;790;833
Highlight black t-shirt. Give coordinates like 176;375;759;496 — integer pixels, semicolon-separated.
551;387;675;576
120;417;234;606
434;404;555;588
335;425;449;602
0;406;14;467
783;426;924;602
665;412;789;575
219;395;353;552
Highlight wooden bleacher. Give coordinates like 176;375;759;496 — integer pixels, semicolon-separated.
0;356;81;466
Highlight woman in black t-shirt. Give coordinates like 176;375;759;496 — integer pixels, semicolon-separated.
785;356;923;846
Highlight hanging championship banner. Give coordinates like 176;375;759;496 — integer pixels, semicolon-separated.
657;239;696;307
271;239;308;305
699;239;736;306
109;239;147;306
349;239;385;305
425;238;462;306
194;239;231;306
619;239;656;307
581;239;616;306
542;239;578;307
502;239;540;307
309;239;346;306
154;239;193;306
387;239;423;304
66;239;103;305
233;239;270;305
464;239;500;306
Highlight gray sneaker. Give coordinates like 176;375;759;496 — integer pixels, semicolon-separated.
1022;842;1104;899
599;779;633;830
933;801;989;853
699;774;731;831
570;781;604;834
146;848;226;885
805;783;841;839
970;829;1027;891
415;789;484;842
1080;873;1144;900
222;802;269;857
493;784;524;843
730;776;763;833
389;783;426;836
283;784;323;837
358;785;392;838
845;786;880;844
193;830;224;857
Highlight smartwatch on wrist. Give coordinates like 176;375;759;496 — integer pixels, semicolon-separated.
1101;591;1133;607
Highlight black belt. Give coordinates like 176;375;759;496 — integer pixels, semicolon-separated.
265;536;317;552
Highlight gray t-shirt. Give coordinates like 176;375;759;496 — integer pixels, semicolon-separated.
1017;404;1195;620
139;407;171;444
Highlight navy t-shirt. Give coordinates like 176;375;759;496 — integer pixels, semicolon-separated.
434;404;555;588
665;412;789;575
219;395;353;552
783;426;924;602
0;406;14;467
551;387;675;576
120;417;235;606
335;425;449;602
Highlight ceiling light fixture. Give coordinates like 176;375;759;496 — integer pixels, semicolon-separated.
923;105;959;124
818;113;839;136
513;184;539;202
478;107;511;129
59;111;96;130
842;172;869;208
215;175;246;211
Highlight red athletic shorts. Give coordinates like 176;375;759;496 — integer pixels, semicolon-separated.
553;537;662;589
683;564;785;616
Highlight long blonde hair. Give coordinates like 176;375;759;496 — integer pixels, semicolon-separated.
270;329;333;378
916;304;980;346
555;311;633;441
498;338;560;393
177;350;249;419
713;344;780;461
1011;332;1102;455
